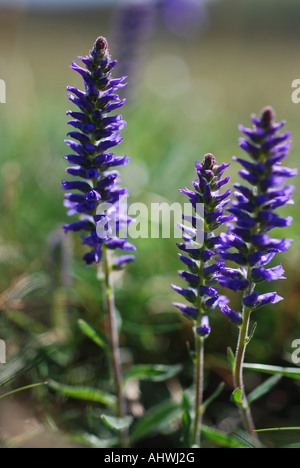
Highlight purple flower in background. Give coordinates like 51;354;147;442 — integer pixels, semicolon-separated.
62;37;135;266
112;1;156;100
217;107;297;318
161;0;209;38
173;153;233;335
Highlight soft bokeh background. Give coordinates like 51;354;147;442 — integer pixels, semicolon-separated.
0;0;300;448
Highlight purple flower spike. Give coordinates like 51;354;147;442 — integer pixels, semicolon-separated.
62;37;134;266
217;107;296;318
173;154;232;333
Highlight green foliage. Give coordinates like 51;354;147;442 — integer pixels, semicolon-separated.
131;400;181;442
101;415;134;432
48;380;116;407
77;319;108;352
248;375;282;404
123;364;182;384
244;364;300;380
201;426;250;449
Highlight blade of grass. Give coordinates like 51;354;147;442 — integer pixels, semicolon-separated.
248;374;282;404
0;382;48;400
250;427;300;434
49;380;116;407
78;319;108;351
244;363;300;380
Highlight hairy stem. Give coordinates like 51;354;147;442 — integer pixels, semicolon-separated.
193;331;204;447
234;306;260;445
234;308;254;428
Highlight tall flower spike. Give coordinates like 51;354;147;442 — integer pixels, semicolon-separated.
216;107;297;438
217;107;297;316
173;154;232;446
173;154;233;335
61;37;135;266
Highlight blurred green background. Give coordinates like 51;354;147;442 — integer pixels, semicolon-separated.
0;0;300;448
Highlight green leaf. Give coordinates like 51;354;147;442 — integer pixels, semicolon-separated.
0;382;48;400
231;387;243;407
250;427;300;434
202;382;225;413
70;433;118;448
248;374;282;404
201;425;248;448
101;414;133;432
246;322;257;344
282;443;300;449
181;409;192;448
227;347;235;372
131;400;181;442
78;319;108;351
244;363;300;380
49;380;116;407
123;364;182;384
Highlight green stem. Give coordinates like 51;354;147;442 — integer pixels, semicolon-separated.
193;331;204;447
193;259;205;447
103;247;127;447
0;382;48;400
234;307;256;433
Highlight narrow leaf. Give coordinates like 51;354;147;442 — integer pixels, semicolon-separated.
246;322;257;344
227;347;235;372
78;319;108;351
244;363;300;380
0;382;48;400
70;433;118;448
250;427;300;434
101;414;133;432
49;380;116;407
202;382;225;413
231;387;243;407
182;409;192;448
201;425;248;448
124;364;182;384
131;400;180;441
248;374;282;404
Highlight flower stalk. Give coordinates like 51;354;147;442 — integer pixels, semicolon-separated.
193;331;205;446
173;154;233;447
217;107;297;436
102;248;128;446
234;305;256;435
61;36;135;447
